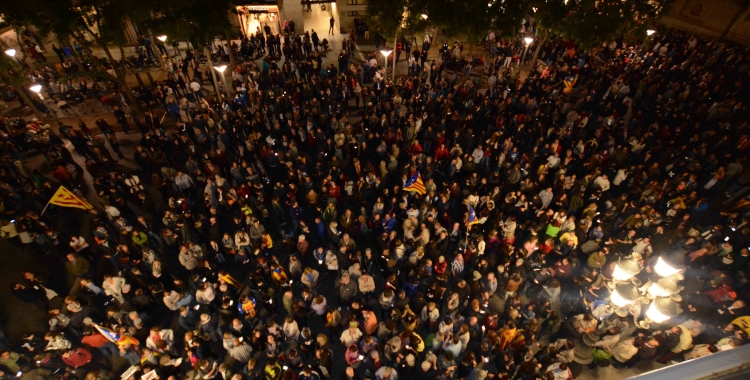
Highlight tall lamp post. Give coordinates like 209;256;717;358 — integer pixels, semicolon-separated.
214;65;231;97
379;50;392;82
29;84;58;121
157;35;171;75
157;35;170;60
29;85;44;102
5;49;22;64
521;36;534;67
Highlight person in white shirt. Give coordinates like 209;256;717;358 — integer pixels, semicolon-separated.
594;175;611;192
283;316;300;341
104;205;121;220
546;362;572;380
196;282;216;305
547;153;561;169
102;274;128;304
340;323;363;347
613;168;628;187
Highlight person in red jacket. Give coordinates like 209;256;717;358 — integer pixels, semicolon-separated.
434;144;450;162
62;347;92;369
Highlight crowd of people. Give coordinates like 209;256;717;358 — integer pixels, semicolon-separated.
1;18;750;380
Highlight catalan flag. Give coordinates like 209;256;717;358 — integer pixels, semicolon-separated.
49;186;93;210
467;205;479;227
403;171;427;195
218;272;241;288
563;74;578;94
94;324;139;346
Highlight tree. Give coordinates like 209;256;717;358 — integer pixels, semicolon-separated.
151;0;237;61
368;0;671;57
366;0;424;41
0;0;151;116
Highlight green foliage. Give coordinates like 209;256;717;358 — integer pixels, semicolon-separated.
151;0;237;47
367;0;671;49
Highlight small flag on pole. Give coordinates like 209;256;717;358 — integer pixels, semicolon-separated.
467;205;479;227
403;171;427;195
94;324;139;346
49;186;93;210
563;74;578;94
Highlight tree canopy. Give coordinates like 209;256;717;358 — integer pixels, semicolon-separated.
150;0;237;47
367;0;672;48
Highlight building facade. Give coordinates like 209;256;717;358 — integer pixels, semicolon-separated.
230;0;366;37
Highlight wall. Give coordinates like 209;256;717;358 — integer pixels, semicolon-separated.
281;0;306;34
337;0;368;34
660;0;750;44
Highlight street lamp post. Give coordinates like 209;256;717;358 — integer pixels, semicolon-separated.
214;65;231;97
29;85;44;101
157;35;174;75
521;36;534;67
157;35;170;58
5;49;22;64
379;50;392;82
29;84;58;121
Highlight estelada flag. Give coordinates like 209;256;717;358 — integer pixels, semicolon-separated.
563;74;578;94
49;186;93;210
403;171;427;195
467;205;479;227
94;324;139;346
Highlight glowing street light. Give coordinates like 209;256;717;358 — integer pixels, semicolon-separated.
645;302;670;323
519;36;534;68
610;289;632;307
157;35;168;42
654;256;680;278
611;283;639;307
29;84;46;103
647;29;656;36
645;298;679;323
647;276;682;298
380;49;393;79
4;49;16;57
421;14;428;20
214;65;230;96
613;258;641;281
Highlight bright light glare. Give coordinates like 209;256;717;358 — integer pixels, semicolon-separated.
613;263;636;281
647;283;670;297
4;49;16;57
380;50;393;57
29;85;42;93
158;35;167;42
421;14;428;20
524;37;534;46
647;30;655;36
215;65;228;73
646;302;670;323
654;257;679;277
610;289;632;307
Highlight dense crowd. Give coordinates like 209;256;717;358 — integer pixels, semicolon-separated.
1;20;750;380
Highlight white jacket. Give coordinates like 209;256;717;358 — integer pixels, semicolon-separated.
102;277;128;304
146;329;174;351
594;176;611;192
613;170;628;186
196;285;216;304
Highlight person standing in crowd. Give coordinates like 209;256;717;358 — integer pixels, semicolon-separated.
2;22;750;380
